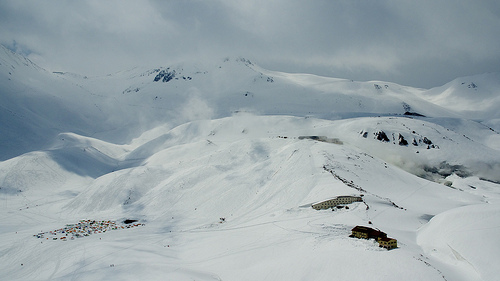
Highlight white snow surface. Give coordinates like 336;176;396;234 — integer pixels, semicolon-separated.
1;45;499;280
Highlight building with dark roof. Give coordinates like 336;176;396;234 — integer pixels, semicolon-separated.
378;237;398;250
350;225;397;250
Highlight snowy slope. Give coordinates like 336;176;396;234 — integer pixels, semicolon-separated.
417;72;500;121
1;116;498;280
415;72;500;136
1;46;500;280
0;46;122;160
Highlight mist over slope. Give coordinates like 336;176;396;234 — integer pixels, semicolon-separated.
1;45;499;280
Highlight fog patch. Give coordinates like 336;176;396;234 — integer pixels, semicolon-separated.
380;153;469;184
472;162;500;184
298;136;343;144
386;155;500;185
177;91;215;123
408;162;473;184
383;152;426;176
423;162;472;179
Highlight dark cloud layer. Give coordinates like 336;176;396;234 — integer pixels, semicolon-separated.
1;0;499;88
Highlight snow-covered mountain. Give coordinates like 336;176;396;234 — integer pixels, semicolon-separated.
1;45;499;281
417;72;500;121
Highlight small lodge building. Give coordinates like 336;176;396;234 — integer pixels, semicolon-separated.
350;225;397;250
312;195;363;210
378;237;398;250
351;225;387;240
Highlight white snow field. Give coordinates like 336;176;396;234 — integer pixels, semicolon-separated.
1;45;499;280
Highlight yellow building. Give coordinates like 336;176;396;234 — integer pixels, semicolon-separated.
378;237;397;250
350;225;397;250
351;226;386;240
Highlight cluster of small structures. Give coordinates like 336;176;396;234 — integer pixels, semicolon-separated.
350;225;397;250
34;219;144;241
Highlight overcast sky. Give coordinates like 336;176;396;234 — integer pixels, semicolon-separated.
1;0;499;88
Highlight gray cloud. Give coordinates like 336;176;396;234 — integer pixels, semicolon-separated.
1;0;499;88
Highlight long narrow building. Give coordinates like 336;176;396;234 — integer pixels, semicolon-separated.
312;195;363;210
